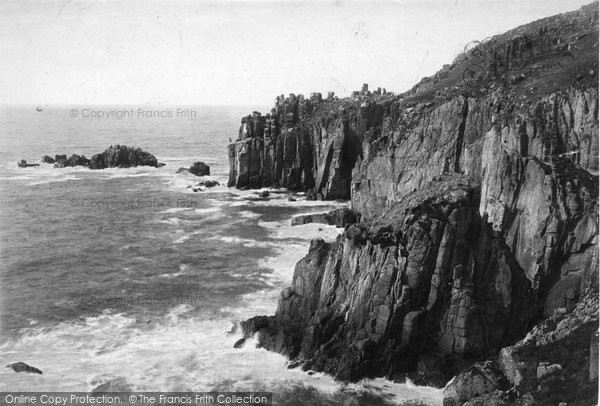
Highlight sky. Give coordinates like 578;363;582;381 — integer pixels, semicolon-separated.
0;0;595;106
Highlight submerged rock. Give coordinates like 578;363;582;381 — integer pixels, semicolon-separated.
233;338;246;349
188;180;220;192
197;180;220;188
17;160;39;168
6;362;42;374
178;162;211;176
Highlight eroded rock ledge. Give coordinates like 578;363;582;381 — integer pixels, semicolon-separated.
238;2;599;403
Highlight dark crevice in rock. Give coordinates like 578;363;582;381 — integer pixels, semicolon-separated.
454;97;469;173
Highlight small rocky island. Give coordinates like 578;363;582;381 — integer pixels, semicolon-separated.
23;145;163;169
230;4;599;405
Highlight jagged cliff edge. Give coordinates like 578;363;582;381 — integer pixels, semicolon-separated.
229;3;599;405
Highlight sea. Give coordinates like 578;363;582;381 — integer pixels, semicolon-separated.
0;105;442;405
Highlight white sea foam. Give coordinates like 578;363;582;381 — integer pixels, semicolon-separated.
159;263;190;278
172;231;190;244
156;217;182;225
207;236;273;249
237;210;262;220
0;308;442;404
158;207;193;214
193;207;222;215
259;218;343;241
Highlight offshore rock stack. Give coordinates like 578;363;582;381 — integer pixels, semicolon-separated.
26;145;162;169
234;3;599;405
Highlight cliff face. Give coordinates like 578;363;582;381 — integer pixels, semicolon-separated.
237;2;599;401
246;176;539;381
227;92;387;199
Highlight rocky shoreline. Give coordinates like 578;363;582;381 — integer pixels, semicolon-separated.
231;3;599;405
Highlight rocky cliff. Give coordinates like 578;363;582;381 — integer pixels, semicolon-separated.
236;3;599;404
227;89;391;199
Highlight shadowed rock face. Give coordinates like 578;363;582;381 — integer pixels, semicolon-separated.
239;1;599;401
444;292;599;405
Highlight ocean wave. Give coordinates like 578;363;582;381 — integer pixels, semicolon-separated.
0;309;442;403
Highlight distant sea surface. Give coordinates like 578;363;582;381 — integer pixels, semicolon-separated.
0;105;442;405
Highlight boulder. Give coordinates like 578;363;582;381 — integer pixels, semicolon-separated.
189;162;210;176
41;155;55;164
54;154;67;161
53;159;68;168
536;362;562;380
443;361;507;406
90;153;106;169
66;154;90;167
6;362;42;374
197;180;219;188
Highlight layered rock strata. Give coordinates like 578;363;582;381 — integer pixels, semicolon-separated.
238;2;599;402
